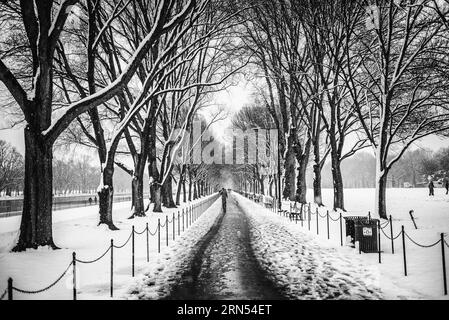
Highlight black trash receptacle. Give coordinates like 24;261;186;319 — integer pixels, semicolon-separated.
344;216;379;253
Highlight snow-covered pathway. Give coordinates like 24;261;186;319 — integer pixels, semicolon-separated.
235;193;384;300
166;195;284;299
130;192;387;300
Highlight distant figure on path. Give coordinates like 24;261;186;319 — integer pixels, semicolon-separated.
94;196;97;204
88;197;93;205
219;187;228;212
428;180;435;196
444;177;449;195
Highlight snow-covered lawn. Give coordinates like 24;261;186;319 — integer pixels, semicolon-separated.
252;188;449;299
0;195;218;300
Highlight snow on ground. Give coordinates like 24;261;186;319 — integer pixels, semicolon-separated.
122;198;223;300
236;193;385;300
247;188;449;299
0;194;217;300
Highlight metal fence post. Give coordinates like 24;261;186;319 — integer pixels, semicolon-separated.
316;208;319;235
402;226;407;276
110;239;114;297
166;216;169;247
7;277;12;300
182;209;185;231
158;219;161;253
340;213;343;246
146;223;149;262
327;210;330;239
132;226;135;277
178;211;180;236
72;252;77;300
378;220;381;264
390;215;394;254
173;212;175;241
441;233;447;295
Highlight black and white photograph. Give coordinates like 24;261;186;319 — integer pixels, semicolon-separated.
0;0;449;309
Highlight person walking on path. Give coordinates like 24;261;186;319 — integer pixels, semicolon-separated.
428;180;435;196
444;177;449;195
219;188;228;212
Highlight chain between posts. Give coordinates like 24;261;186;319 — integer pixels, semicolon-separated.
380;227;403;241
76;246;112;264
112;231;133;249
11;261;73;294
404;232;442;248
0;288;6;300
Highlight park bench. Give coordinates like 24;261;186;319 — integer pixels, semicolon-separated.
263;196;274;208
289;201;304;221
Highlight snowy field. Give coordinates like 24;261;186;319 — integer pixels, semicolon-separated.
0;195;218;300
0;187;447;300
266;188;449;299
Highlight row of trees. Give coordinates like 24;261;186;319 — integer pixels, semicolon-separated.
230;0;449;219
0;0;242;250
0;139;23;196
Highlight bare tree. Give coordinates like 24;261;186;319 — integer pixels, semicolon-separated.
0;0;201;250
344;0;449;218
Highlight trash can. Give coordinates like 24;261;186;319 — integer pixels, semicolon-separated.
344;216;378;253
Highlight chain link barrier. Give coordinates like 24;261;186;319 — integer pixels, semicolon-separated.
0;193;221;299
112;231;133;249
318;212;328;218
12;261;73;295
246;193;449;296
404;232;442;248
380;220;390;229
380;227;402;240
148;226;158;236
0;288;7;300
76;246;112;264
133;226;147;235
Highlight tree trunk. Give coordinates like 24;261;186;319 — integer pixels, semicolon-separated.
98;164;118;230
188;178;192;201
313;162;323;206
152;183;163;212
283;147;296;201
176;171;183;206
295;139;311;203
259;177;265;195
182;178;186;203
163;175;177;208
312;132;323;206
331;151;345;211
193;181;198;200
296;163;308;203
375;162;388;219
130;172;145;218
13;127;56;251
